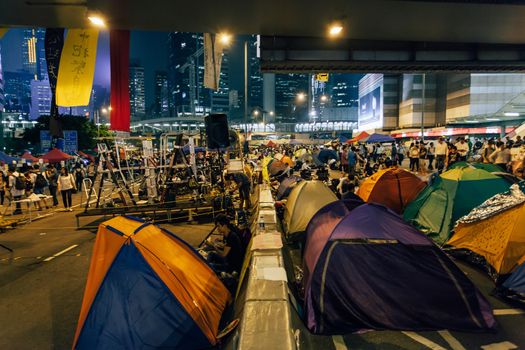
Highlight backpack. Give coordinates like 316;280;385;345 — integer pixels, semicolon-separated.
35;173;48;188
15;175;26;190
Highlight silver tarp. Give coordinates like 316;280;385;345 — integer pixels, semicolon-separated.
457;183;525;224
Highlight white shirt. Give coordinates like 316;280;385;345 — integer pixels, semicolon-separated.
9;172;25;197
58;174;75;191
456;142;469;156
435;142;448;156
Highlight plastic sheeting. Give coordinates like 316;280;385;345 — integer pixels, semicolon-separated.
457;183;525;224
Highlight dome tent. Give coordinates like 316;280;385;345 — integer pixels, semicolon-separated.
73;216;230;349
357;167;426;214
303;203;495;334
404;167;510;244
447;183;525;279
284;180;337;237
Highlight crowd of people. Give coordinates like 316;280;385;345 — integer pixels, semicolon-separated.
0;159;95;215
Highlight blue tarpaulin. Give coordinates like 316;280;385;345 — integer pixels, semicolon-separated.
364;133;395;143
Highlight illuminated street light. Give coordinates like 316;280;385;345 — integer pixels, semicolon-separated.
269;111;275;116
253;110;260;116
328;23;343;38
297;92;306;102
88;15;106;28
218;32;232;46
320;95;329;102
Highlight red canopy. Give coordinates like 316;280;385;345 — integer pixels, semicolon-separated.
346;131;370;144
266;140;277;148
21;151;39;162
78;151;95;161
41;148;74;163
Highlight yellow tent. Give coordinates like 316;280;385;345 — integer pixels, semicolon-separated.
449;202;525;275
284;180;337;236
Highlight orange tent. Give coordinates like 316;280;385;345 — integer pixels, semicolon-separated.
266;140;277;148
358;167;426;214
346;131;369;144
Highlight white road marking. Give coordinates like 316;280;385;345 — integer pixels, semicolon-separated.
481;341;518;350
331;335;348;350
493;309;524;316
402;332;447;350
43;244;78;262
438;330;466;350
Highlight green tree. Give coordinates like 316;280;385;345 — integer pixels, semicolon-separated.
22;115;111;152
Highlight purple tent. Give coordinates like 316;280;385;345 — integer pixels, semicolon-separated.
276;175;302;200
303;203;495;334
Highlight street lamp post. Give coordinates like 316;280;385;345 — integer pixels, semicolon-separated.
244;40;248;138
421;74;426;142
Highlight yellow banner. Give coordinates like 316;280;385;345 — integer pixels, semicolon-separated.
0;28;8;39
56;29;99;107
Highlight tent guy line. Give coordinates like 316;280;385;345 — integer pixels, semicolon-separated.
42;244;79;262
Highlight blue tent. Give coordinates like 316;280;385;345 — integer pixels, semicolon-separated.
303;203;495;334
0;151;21;164
501;262;525;303
364;133;395;143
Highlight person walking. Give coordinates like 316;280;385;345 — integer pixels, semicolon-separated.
435;137;448;173
347;146;357;175
57;167;76;211
46;165;59;206
427;142;435;171
419;143;428;174
397;143;405;166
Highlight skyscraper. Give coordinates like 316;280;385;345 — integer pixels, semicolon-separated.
30;79;52;120
154;71;169;117
327;74;361;108
248;35;263;109
0;42;4;113
22;28;46;80
3;71;33;116
168;32;209;116
211;50;230;113
275;73;309;123
129;63;146;120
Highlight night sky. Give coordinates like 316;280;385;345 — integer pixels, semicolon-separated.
1;29;246;108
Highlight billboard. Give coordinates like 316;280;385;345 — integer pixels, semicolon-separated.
40;130;52;153
63;130;78;153
358;85;383;131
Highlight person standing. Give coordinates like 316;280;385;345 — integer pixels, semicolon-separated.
427;142;435;171
0;170;6;206
391;143;398;166
74;165;85;192
409;143;420;172
489;142;511;172
455;137;469;162
46;165;59;206
482;140;496;163
347;146;357;175
57;167;76;211
341;145;349;173
435;137;448;173
8;167;25;215
397;143;405;166
226;172;252;210
419;143;428;174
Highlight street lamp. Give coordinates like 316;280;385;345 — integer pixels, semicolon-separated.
328;22;344;38
297;92;306;102
320;95;329;103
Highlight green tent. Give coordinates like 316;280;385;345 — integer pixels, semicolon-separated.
448;161;504;174
403;167;510;245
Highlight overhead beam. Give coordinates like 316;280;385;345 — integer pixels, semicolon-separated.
260;36;525;73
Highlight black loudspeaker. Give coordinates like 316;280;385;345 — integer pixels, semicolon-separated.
205;114;231;149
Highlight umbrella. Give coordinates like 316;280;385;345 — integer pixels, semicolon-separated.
363;133;395;143
21;151;39;162
346;131;370;144
41;148;74;163
317;149;338;164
